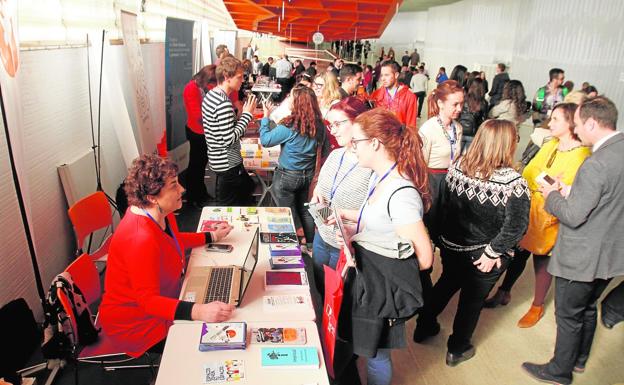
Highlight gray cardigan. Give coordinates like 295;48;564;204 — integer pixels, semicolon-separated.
546;133;624;282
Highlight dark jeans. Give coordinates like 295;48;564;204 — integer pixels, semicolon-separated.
184;126;209;204
602;281;624;325
423;172;446;245
215;164;255;206
546;277;610;379
272;167;315;244
415;91;426;118
276;77;291;102
499;247;531;291
418;247;509;354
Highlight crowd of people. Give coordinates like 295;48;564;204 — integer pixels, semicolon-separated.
97;43;623;385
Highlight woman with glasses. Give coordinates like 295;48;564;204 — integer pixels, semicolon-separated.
260;86;329;246
413;120;530;366
333;108;433;385
485;103;591;328
313;72;342;118
309;97;371;272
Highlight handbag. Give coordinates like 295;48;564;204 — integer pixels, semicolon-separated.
518;193;558;255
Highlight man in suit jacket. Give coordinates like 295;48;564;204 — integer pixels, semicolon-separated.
523;96;624;385
488;63;509;108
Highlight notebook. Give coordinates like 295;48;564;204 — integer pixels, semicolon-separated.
182;227;259;307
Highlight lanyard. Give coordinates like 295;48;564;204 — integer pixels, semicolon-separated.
142;209;185;274
385;86;398;103
329;151;358;202
356;162;397;233
437;115;457;162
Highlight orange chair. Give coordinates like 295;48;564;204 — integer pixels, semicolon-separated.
67;191;113;264
58;254;156;376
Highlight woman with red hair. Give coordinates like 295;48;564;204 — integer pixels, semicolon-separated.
333;108;433;385
260;85;329;245
420;80;465;244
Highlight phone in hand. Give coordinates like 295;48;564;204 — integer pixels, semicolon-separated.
205;243;233;253
536;172;556;186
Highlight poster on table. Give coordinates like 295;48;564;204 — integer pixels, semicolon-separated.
164;17;194;171
120;10;159;154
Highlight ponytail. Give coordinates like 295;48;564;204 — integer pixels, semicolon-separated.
398;125;431;212
427;89;439;119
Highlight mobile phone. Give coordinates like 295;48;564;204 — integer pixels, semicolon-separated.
536;172;556;186
205;243;233;253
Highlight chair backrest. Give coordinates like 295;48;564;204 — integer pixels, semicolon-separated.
65;253;101;306
68;191;113;256
54;254;101;348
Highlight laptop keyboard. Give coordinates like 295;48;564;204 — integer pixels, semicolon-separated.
204;267;233;303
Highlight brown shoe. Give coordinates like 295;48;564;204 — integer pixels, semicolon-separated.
484;289;511;308
518;305;545;328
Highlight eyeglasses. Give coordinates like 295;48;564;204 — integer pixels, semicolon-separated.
328;119;349;130
350;137;372;149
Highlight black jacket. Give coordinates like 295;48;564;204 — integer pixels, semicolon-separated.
488;72;510;107
339;243;422;357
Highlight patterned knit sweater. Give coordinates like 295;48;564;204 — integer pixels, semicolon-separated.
440;160;531;258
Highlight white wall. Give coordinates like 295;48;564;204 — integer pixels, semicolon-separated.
0;41;174;318
375;12;428;59
395;0;624;128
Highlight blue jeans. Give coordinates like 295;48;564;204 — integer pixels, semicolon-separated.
312;231;340;269
367;349;392;385
272;167;316;244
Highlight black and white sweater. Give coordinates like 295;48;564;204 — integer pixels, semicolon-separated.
440;161;530;258
202;87;252;173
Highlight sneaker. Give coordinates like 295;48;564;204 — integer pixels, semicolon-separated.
521;362;572;385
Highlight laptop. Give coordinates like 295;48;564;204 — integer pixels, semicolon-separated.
182;228;259;307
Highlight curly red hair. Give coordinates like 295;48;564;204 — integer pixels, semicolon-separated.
280;85;324;138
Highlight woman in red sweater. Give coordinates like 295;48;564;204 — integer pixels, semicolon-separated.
183;65;217;207
100;154;234;357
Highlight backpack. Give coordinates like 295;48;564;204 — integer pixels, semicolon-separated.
44;272;100;352
534;86;569;111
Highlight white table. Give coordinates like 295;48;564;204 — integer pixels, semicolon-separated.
251;84;281;103
178;207;316;322
155;321;329;385
157;207;327;385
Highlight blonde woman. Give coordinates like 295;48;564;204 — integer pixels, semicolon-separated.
414;119;530;366
313;72;342;118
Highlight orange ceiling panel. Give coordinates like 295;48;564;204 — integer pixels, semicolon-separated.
222;0;402;42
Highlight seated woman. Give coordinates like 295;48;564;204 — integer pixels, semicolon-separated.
334;108;433;385
100;154;234;357
413;119;530;366
260;85;329;246
310;97;372;271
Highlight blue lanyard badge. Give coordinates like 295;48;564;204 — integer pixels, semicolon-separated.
356;162;397;233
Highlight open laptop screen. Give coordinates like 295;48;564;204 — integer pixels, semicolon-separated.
238;228;259;306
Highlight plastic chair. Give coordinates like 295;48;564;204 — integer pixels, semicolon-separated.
67;191;113;264
58;254;157;378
